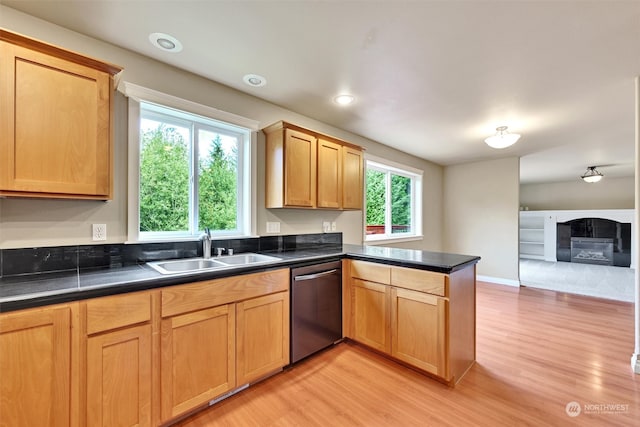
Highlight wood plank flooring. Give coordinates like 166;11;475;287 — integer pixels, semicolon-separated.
175;282;639;426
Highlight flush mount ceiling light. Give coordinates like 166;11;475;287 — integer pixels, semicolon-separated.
581;166;604;183
334;94;355;105
484;126;521;149
243;74;267;87
149;32;183;53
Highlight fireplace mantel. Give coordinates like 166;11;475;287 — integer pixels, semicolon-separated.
519;209;635;269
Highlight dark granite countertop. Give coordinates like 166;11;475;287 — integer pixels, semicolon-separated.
0;244;479;312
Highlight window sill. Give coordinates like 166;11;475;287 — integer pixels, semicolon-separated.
364;235;424;246
125;234;257;244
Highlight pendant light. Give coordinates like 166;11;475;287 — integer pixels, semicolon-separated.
581;166;604;183
484;126;521;149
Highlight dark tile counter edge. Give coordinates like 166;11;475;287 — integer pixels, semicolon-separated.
344;254;480;274
0;250;479;313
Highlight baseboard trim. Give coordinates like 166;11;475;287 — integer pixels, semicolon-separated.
477;275;520;287
632;353;640;374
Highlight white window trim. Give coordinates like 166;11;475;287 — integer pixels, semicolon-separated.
120;82;258;243
364;154;423;244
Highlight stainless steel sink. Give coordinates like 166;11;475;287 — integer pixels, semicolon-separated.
148;258;227;274
216;253;281;266
148;253;281;274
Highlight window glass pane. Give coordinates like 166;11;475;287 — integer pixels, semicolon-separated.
365;169;386;235
391;174;411;234
198;129;238;232
139;119;190;232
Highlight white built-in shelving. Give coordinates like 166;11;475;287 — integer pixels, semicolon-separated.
519;211;545;260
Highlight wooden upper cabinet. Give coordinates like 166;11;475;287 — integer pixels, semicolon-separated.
263;121;363;210
284;128;317;207
0;30;122;200
342;146;363;210
317;139;342;209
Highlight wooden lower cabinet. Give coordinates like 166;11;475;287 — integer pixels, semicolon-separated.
0;268;293;426
237;292;289;385
83;291;153;427
86;324;152;427
390;287;448;378
160;304;236;422
351;279;391;353
0;304;76;427
346;260;476;384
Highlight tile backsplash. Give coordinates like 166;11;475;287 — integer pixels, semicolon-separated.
0;233;342;277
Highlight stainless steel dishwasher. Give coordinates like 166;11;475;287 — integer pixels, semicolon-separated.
291;260;342;363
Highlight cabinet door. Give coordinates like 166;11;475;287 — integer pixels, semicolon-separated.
351;279;391;354
0;306;72;427
391;287;448;378
317;139;342;209
236;292;289;385
284;128;316;207
86;324;152;427
160;304;235;422
342;146;363;210
0;41;112;199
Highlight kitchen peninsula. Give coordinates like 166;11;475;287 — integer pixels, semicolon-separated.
0;234;479;426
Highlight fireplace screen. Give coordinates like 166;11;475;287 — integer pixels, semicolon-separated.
570;237;614;266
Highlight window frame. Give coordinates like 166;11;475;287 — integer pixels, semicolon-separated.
121;82;258;243
364;154;423;244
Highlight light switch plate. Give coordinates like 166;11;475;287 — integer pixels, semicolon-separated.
266;221;280;233
322;221;331;233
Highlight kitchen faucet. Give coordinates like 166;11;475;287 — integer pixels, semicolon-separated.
201;228;212;259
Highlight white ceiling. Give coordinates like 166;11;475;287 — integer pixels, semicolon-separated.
4;0;639;184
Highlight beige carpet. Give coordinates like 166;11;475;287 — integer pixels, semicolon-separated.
519;259;635;302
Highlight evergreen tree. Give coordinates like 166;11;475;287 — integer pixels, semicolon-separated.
198;135;238;231
139;125;189;232
366;169;385;227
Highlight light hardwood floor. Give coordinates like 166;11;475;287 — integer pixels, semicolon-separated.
175;282;639;426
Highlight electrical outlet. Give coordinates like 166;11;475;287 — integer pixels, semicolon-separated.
92;224;107;241
331;221;337;231
266;221;280;233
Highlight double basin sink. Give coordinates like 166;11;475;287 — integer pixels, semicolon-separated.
148;253;282;275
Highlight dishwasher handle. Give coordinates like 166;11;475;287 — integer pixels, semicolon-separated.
294;269;338;281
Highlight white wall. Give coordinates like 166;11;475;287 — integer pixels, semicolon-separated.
0;6;443;250
633;76;640;374
520;177;634;210
443;157;520;284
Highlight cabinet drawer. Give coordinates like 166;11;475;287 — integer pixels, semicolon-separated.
162;269;289;318
85;291;151;335
391;266;448;297
350;260;391;284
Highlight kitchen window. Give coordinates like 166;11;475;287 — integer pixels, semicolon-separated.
364;156;423;243
122;82;258;242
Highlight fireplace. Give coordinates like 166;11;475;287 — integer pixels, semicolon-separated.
570;237;614;266
557;217;631;267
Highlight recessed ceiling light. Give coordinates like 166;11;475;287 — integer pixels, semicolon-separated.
243;74;267;87
334;94;355;105
149;32;183;53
